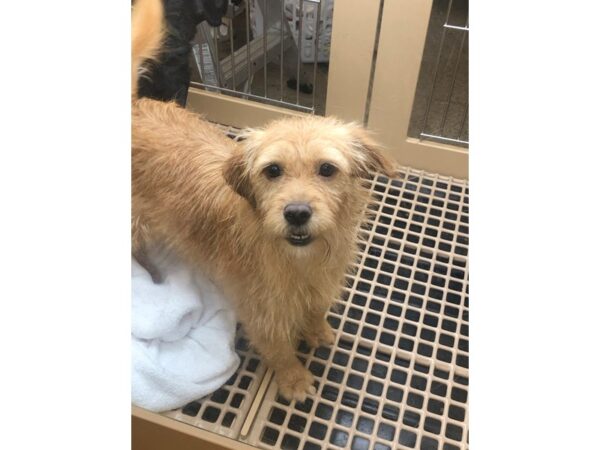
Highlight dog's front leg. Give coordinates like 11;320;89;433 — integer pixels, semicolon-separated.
303;306;336;349
247;325;315;402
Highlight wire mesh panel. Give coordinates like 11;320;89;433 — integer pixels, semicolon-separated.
408;0;469;147
247;169;469;450
190;0;331;114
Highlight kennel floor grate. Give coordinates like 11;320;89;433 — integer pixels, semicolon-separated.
162;166;469;450
163;332;269;439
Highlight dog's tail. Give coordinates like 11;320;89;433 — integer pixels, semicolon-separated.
131;0;164;100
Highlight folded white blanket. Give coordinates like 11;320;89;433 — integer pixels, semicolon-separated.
131;248;239;412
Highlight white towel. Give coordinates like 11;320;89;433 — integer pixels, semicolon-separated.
131;248;240;412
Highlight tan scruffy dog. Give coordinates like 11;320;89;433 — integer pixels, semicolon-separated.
132;0;395;401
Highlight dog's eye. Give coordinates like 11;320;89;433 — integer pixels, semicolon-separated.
318;163;336;177
264;164;282;179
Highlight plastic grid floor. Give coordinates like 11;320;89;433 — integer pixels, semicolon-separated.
161;166;469;449
163;332;268;439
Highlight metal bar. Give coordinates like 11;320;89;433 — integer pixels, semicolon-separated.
198;23;217;85
229;6;236;89
419;132;469;146
192;44;203;79
455;16;469;141
420;0;454;135
213;28;221;86
245;3;251;93
443;24;469;31
439;27;467;137
311;0;321;111
263;0;268;97
280;0;285;101
296;0;304;104
458;105;468;141
363;0;386;126
190;81;315;113
219;29;294;89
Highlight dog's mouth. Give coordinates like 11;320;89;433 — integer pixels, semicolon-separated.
287;232;312;246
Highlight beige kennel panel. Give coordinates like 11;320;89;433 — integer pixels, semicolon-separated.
133;1;469;449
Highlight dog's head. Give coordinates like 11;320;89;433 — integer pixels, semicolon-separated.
224;117;395;252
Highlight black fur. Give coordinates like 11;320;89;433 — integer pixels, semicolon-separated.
137;0;233;106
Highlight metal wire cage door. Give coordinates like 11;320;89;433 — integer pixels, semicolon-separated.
189;0;331;114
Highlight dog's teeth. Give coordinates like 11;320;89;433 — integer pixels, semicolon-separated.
291;234;309;240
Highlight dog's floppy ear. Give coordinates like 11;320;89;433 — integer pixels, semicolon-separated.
223;145;256;208
348;126;396;178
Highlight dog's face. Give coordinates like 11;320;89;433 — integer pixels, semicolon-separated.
224;117;395;252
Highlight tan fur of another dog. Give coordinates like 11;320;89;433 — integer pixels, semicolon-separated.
132;0;396;401
131;0;163;100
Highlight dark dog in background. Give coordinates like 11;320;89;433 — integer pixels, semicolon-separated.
137;0;238;106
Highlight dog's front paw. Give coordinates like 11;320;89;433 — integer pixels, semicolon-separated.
275;364;316;402
305;320;335;348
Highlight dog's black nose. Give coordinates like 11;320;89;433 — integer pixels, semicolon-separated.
284;203;312;226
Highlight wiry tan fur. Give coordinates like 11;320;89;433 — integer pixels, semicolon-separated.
131;0;164;100
131;0;395;400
